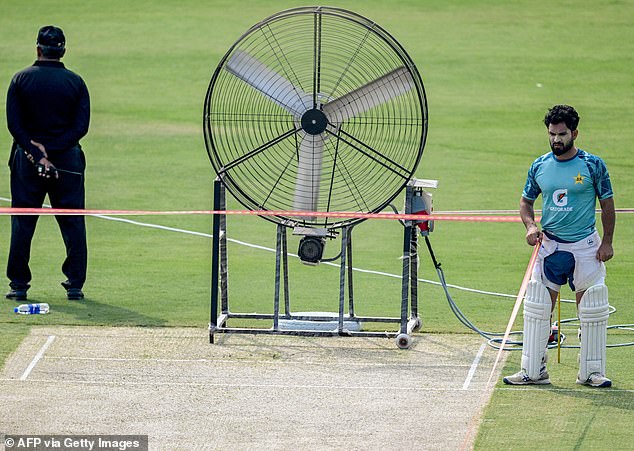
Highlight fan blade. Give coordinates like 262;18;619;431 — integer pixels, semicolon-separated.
293;132;326;217
323;66;414;125
225;50;310;118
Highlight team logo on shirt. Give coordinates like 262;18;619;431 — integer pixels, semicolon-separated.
574;172;584;184
553;189;568;207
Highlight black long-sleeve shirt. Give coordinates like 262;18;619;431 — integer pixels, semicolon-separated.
6;60;90;163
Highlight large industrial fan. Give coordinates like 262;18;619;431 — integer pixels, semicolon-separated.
204;6;427;227
204;6;431;347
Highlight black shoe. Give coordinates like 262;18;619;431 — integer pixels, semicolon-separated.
67;288;84;301
6;289;27;301
61;280;84;300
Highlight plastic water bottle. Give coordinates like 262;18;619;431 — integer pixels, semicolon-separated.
14;303;50;315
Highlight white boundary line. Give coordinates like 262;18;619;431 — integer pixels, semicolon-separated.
0;196;565;301
19;335;56;381
0;197;517;300
463;342;487;390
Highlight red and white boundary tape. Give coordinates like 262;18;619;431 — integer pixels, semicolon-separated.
2;207;630;221
0;207;634;222
0;207;530;223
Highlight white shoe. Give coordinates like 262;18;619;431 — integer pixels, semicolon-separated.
503;369;551;385
576;372;612;388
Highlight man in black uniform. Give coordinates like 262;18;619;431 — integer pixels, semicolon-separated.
5;25;90;301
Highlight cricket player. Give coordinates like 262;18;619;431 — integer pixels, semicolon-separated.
504;104;615;387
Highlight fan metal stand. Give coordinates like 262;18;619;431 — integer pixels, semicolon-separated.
208;178;434;349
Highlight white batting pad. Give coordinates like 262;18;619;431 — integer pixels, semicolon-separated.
578;284;609;380
521;280;552;379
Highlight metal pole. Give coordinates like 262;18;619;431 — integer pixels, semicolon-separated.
410;226;419;319
338;226;348;333
400;224;411;334
282;226;290;317
219;182;229;314
273;223;283;330
347;225;355;317
400;185;413;334
210;178;222;344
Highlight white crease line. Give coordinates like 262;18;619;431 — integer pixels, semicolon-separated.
462;343;487;390
2;378;488;391
20;335;56;381
1;377;632;392
42;355;472;368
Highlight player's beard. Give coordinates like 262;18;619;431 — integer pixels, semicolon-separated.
551;139;574;156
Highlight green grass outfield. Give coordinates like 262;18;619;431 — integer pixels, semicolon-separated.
1;0;633;449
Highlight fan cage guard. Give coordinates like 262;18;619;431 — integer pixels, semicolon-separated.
204;6;428;228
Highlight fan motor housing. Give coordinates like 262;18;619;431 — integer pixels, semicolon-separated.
294;226;329;265
298;236;326;265
301;108;329;135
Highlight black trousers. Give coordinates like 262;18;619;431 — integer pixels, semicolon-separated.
7;145;87;290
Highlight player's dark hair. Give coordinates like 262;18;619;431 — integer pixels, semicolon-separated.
39;46;65;59
544;104;580;131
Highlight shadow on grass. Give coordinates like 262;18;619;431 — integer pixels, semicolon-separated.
555;386;634;412
2;296;167;327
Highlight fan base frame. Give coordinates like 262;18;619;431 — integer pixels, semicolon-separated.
208;178;425;349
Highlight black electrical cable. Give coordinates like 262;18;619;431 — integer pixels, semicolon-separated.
420;234;634;350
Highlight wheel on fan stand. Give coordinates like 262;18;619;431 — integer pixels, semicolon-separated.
396;333;412;349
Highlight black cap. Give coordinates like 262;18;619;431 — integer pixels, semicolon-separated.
37;25;65;49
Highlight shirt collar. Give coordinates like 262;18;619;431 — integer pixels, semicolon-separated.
33;60;65;68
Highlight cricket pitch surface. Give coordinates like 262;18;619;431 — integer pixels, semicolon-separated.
0;326;504;450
